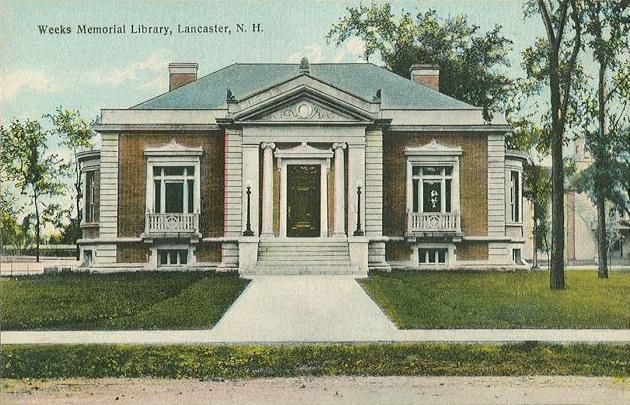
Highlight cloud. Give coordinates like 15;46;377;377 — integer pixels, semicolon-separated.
345;37;366;58
82;50;168;86
287;38;367;64
1;69;59;101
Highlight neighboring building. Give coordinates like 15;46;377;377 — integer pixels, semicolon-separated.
563;138;630;266
78;60;529;275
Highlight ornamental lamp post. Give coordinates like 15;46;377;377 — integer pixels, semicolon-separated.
353;182;364;236
243;181;254;236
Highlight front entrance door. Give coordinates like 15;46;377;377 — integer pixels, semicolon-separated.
287;165;321;237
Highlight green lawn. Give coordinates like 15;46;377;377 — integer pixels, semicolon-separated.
359;270;630;329
2;343;628;378
1;271;249;330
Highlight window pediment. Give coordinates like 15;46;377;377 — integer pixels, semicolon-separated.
144;139;203;157
405;139;463;157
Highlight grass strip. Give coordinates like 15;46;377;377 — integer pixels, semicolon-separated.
2;343;628;379
1;272;249;330
359;271;630;329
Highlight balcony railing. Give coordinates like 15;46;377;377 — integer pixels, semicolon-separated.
145;212;199;235
407;211;460;234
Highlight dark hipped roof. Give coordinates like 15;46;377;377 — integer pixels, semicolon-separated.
132;63;475;110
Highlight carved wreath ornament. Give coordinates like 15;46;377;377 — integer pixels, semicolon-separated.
166;215;179;230
270;102;336;120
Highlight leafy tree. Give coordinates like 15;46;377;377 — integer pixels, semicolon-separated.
327;3;513;120
0;119;68;262
573;0;629;278
522;0;584;289
47;107;95;253
0;188;26;252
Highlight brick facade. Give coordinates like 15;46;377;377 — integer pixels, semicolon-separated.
383;132;488;237
117;243;149;263
118;132;225;238
195;242;222;262
456;241;489;261
385;240;413;261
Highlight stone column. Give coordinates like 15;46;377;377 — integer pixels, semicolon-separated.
260;143;275;237
332;143;347;236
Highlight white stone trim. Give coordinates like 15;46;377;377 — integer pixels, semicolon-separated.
383;109;509;126
98;133;119;263
144;139;203;157
229;74;379;116
487;134;506;241
99;109;225;125
274;141;334;161
144;141;202;223
404;140;461;224
260;143;276;236
224;128;243;238
412;242;456;268
332;142;347;236
242;125;366;145
365;129;383;236
276;145;332;238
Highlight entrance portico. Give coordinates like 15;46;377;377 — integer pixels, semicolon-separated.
275;142;333;238
221;70;384;274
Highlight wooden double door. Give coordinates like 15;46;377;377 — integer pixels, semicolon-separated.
287;165;321;237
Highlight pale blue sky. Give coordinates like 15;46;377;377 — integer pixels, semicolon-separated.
1;0;543;123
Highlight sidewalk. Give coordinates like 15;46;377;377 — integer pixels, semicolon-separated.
1;275;629;345
2;328;629;345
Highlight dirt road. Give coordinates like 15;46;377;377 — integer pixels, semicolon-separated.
2;376;629;404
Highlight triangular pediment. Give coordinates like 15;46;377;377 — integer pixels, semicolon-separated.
230;75;379;124
253;96;358;123
405;139;463;156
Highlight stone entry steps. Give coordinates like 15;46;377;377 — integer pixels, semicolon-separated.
244;239;363;276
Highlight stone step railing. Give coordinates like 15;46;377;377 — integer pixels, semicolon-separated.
407;211;460;234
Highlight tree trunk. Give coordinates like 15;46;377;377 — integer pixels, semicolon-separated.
596;61;608;278
532;207;539;269
34;193;40;263
596;195;608;277
74;151;82;260
549;52;566;290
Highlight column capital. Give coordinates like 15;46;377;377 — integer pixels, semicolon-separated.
332;142;347;151
261;142;276;151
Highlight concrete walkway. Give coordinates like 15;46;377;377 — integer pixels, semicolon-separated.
1;275;630;345
211;276;398;341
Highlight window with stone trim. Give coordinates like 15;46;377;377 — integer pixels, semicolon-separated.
157;249;189;266
411;165;453;213
152;166;195;214
418;248;448;264
84;171;96;223
510;170;522;223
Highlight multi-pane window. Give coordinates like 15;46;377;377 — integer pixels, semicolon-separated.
152;166;195;214
510;170;521;223
419;248;448;265
412;166;453;213
157;249;188;266
84;171;96;223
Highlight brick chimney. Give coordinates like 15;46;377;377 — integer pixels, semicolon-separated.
409;64;439;91
168;63;198;91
